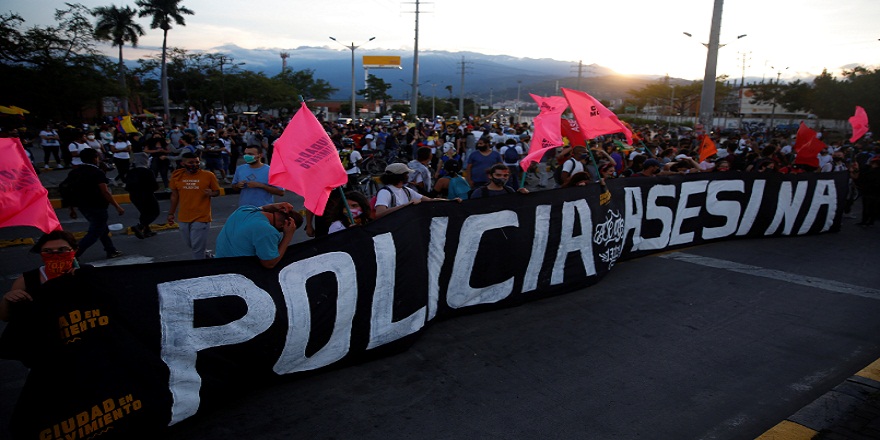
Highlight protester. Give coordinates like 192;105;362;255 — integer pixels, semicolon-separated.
470;164;530;197
629;158;662;177
852;157;880;226
111;132;132;184
167;152;221;259
67;131;91;167
232;145;284;207
67;148;124;259
327;191;372;234
338;137;362;190
375;163;448;218
0;231;81;322
125;153;160;239
466;137;502;188
433;159;471;200
215;202;301;268
407;146;434;195
39;124;62;169
143;131;172;190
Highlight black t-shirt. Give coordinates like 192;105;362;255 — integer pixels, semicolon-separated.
69;164;109;208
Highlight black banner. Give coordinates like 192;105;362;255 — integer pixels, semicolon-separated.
0;172;848;438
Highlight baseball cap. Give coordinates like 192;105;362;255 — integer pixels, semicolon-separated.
385;163;414;175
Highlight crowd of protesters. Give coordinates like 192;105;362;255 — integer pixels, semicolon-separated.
1;109;879;263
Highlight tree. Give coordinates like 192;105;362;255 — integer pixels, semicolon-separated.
357;74;392;114
92;5;145;113
136;0;194;121
0;5;118;121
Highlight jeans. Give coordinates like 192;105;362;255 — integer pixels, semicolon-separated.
179;221;210;259
76;206;116;257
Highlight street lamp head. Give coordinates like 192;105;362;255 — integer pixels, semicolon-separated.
683;32;692;37
329;36;337;41
368;37;376;42
737;34;747;39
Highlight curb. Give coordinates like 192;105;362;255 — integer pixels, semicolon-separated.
48;188;230;209
756;358;880;439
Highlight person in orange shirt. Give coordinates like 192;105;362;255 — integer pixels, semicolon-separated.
167;152;220;259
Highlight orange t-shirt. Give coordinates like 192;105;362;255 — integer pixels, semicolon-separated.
170;169;220;222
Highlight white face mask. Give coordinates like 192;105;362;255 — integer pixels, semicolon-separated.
87;135;95;140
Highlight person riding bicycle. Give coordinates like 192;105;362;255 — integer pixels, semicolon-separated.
339;137;362;190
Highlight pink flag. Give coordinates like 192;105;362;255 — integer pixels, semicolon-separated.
849;106;869;143
561;88;633;145
520;94;568;171
269;102;348;215
0;138;61;233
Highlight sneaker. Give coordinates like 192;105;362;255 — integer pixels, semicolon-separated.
164;188;171;193
204;250;214;259
107;250;123;259
132;225;145;239
43;164;50;169
56;165;65;169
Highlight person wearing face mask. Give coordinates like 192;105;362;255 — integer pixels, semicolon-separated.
67;131;92;168
822;152;848;173
465;137;502;188
232;145;284;207
168;152;221;259
215;202;302;269
327;191;372;234
0;231;83;322
470;164;529;198
143;132;171;189
66;148;125;259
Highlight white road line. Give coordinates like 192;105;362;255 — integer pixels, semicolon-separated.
89;255;155;267
659;252;880;301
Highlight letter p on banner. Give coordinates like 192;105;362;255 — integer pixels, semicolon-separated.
158;274;276;425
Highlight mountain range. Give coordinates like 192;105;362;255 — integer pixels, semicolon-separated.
191;44;673;103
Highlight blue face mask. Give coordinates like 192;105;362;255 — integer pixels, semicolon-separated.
243;154;257;164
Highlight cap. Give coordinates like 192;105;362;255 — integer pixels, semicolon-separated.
674;154;689;160
206;129;216;133
385;163;414;175
644;159;662;168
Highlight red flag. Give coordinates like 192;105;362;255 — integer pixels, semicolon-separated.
792;122;827;168
699;135;717;163
0;138;61;233
562;88;633;145
520;94;568;171
560;118;587;148
269;102;348;215
849;106;869;143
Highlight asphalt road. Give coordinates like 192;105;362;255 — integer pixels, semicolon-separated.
1;193;879;439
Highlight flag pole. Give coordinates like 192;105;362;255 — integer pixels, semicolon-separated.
586;142;601;183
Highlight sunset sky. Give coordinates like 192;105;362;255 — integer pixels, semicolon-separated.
15;0;880;81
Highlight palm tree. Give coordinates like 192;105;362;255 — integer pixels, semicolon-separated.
92;5;145;114
135;0;194;121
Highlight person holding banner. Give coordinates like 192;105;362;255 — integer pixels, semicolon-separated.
470;164;529;198
215;202;302;268
375;163;448;218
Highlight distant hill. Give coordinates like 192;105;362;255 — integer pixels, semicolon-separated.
179;44;674;102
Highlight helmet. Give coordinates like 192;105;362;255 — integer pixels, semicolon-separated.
342;137;354;147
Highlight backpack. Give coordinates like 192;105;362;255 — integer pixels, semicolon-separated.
447;176;471;200
59;169;84;208
553;158;576;185
369;185;413;212
340;150;353;170
502;146;520;164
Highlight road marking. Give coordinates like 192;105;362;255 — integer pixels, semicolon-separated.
90;255;155;267
659;252;880;301
754;420;817;440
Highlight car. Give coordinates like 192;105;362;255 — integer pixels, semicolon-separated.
336;117;352;125
379;115;394;125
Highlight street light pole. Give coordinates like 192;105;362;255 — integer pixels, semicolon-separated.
698;0;724;132
330;36;375;122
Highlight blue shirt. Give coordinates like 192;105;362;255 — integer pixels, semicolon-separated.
232;163;276;207
466;150;502;184
215;206;282;260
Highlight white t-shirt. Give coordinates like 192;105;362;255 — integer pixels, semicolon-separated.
39;130;60;146
343;149;362;175
68;142;91;166
112;141;131;159
561;158;584;176
374;185;421;208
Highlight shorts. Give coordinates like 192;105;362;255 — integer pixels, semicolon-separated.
205;157;223;171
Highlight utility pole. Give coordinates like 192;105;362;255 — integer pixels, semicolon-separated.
431;83;437;120
571;60;587;90
458;56;471;120
698;0;724;132
403;0;431;120
737;50;751;128
280;52;290;72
